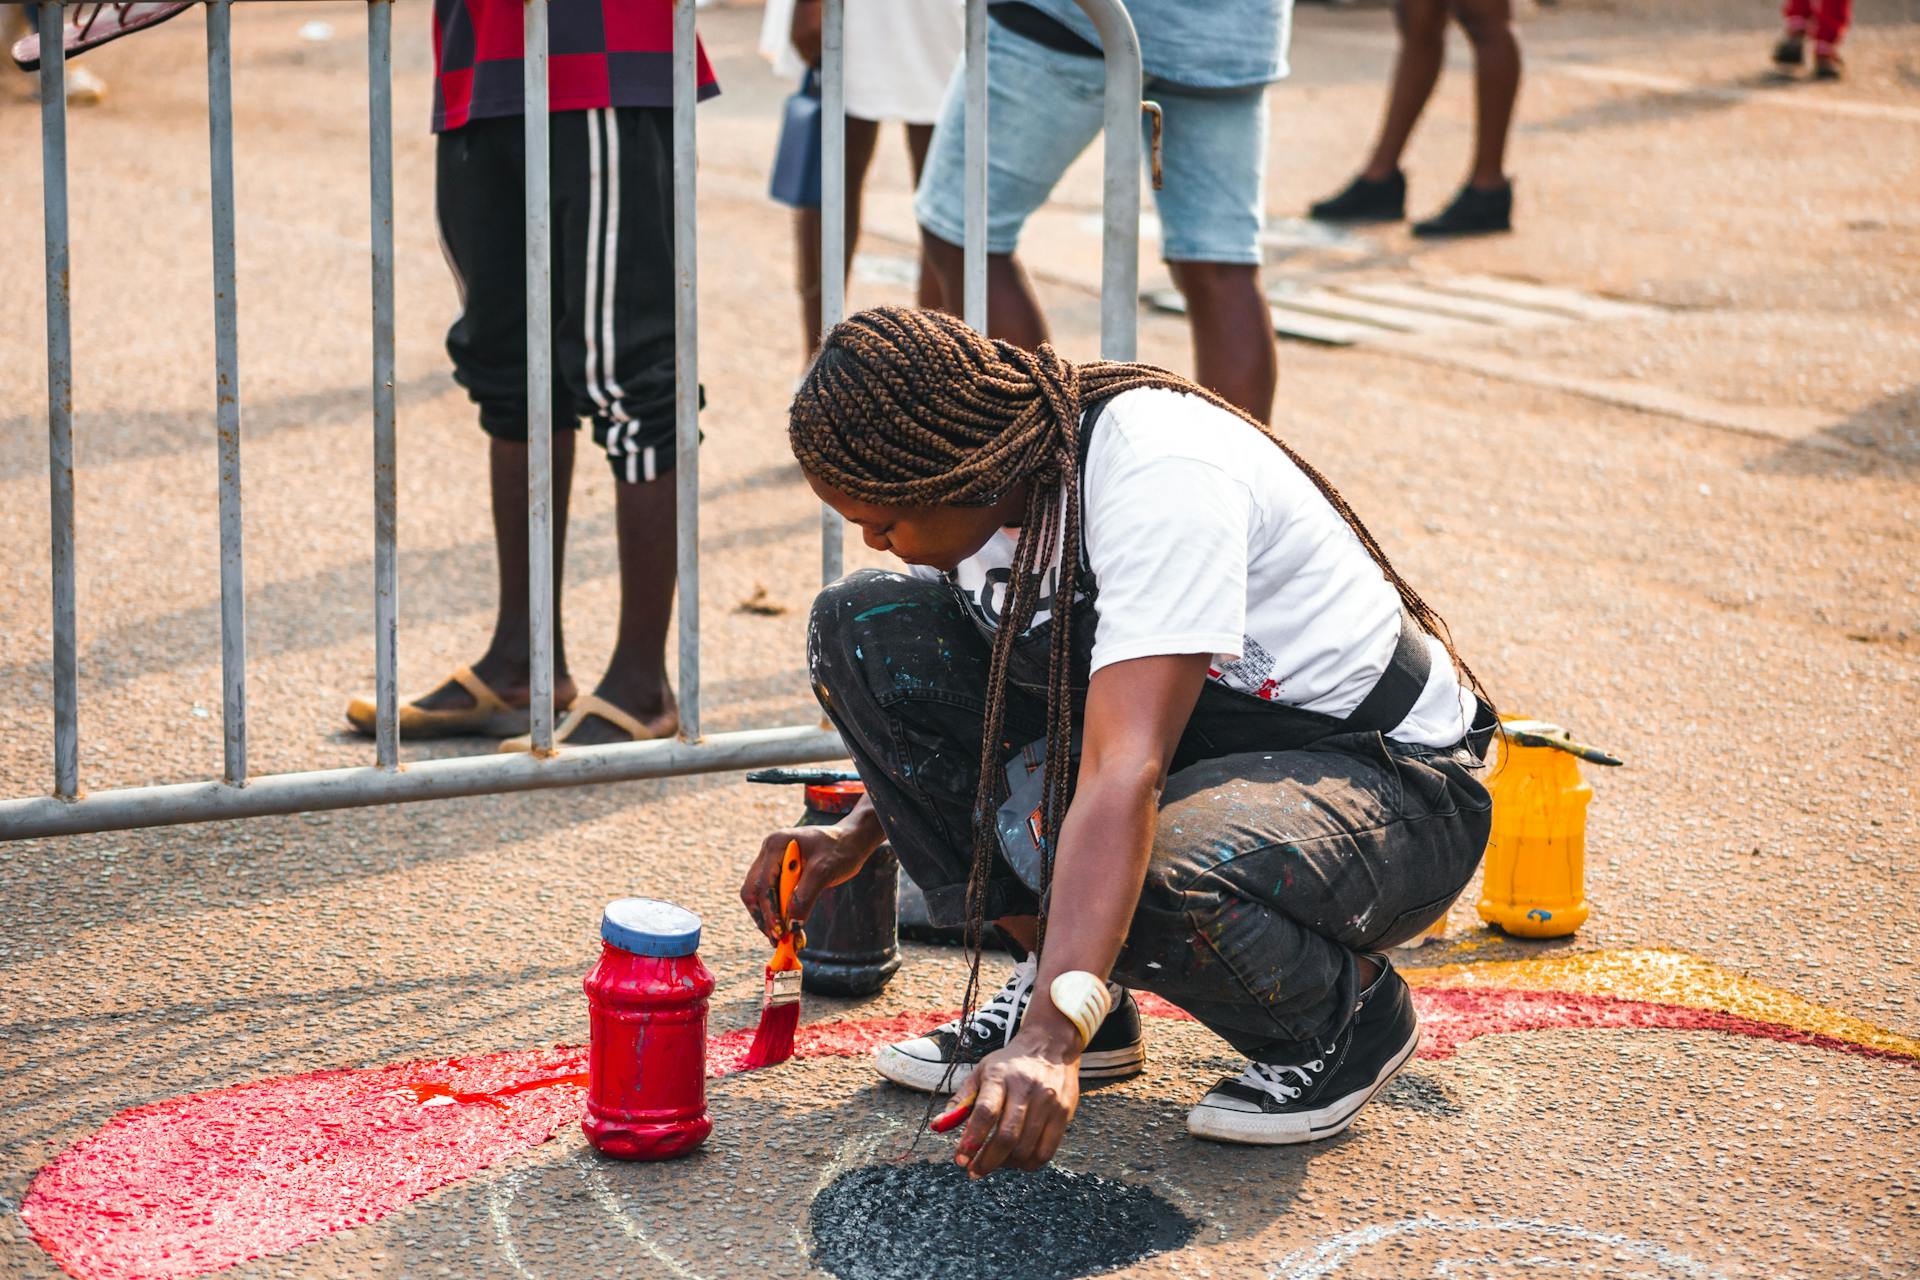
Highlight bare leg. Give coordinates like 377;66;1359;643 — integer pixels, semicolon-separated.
418;432;579;711
995;916;1039;952
921;229;1050;350
1361;0;1450;181
1453;0;1521;189
1168;261;1277;423
795;116;883;359
563;468;681;744
904;123;942;311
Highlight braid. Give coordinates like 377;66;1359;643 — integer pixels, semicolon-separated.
792;305;1494;1066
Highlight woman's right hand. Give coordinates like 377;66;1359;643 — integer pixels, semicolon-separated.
740;823;871;942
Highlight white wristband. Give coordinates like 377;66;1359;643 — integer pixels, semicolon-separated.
1048;971;1114;1049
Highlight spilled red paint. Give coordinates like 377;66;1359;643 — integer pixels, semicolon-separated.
404;1071;589;1110
20;1013;956;1280
1134;991;1195;1022
22;1043;592;1280
22;993;1914;1280
707;1011;944;1076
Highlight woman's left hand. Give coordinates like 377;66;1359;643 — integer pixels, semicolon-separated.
789;0;823;67
949;1028;1081;1177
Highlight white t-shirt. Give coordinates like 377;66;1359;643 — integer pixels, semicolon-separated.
760;0;965;125
915;387;1477;749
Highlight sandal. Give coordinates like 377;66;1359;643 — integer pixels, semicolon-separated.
498;692;678;752
345;665;554;740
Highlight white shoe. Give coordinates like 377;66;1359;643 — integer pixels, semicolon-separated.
873;957;1146;1094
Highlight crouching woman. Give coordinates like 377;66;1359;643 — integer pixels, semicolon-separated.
741;306;1495;1176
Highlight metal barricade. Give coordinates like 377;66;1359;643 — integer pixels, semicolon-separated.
0;0;1143;841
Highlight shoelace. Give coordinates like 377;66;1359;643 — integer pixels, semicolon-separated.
935;958;1037;1041
1241;1052;1328;1103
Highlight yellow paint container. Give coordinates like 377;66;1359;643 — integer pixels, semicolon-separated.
1476;719;1618;938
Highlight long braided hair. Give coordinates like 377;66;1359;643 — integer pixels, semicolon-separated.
791;305;1490;1048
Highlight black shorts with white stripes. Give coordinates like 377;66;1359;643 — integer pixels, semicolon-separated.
437;106;696;484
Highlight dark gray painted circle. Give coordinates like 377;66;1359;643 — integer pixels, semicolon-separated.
809;1161;1196;1280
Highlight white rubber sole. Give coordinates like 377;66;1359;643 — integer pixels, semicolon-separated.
1185;1025;1420;1146
873;1041;1148;1095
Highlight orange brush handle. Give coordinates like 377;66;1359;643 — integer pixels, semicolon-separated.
771;840;803;971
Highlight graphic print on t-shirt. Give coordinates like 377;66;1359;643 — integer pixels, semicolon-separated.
962;562;1071;631
1209;636;1283;701
923;513;1086;638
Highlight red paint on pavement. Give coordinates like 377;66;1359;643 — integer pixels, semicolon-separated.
23;1043;593;1280
707;1011;945;1077
21;1014;952;1280
1413;986;1920;1065
1133;991;1195;1022
22;993;1914;1280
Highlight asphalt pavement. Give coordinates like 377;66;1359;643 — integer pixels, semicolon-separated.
1;1;1916;1277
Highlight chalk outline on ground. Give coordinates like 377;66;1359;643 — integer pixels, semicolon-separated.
1268;1214;1730;1280
485;1149;713;1280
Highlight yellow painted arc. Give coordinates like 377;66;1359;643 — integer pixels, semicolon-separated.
1407;947;1920;1060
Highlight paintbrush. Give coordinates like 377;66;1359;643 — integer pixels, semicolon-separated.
742;839;805;1070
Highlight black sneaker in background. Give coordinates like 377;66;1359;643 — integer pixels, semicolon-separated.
1813;52;1844;80
1187;954;1419;1145
1411;181;1513;238
1772;32;1805;68
872;956;1146;1094
1308;170;1407;224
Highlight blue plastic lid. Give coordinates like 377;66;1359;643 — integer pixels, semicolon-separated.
601;898;703;957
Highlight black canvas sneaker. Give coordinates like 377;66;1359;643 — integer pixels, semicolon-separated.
1308;169;1407;224
1412;181;1514;237
873;956;1146;1094
1772;33;1805;68
1187;956;1419;1145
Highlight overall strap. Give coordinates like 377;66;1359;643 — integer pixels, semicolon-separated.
1072;393;1120;577
1342;609;1433;734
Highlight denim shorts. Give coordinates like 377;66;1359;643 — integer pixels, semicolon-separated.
913;20;1269;265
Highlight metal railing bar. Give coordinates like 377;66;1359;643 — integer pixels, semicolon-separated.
962;0;987;331
523;0;556;751
672;0;701;741
40;1;79;802
3;0;1149;841
367;0;399;769
817;0;845;586
1071;0;1142;361
0;725;847;842
207;0;250;784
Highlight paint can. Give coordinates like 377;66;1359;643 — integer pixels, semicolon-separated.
798;782;903;996
583;898;714;1160
1477;719;1619;938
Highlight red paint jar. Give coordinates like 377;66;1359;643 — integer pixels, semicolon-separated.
582;898;713;1160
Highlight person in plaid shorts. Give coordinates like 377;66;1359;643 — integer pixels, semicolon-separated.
347;0;717;749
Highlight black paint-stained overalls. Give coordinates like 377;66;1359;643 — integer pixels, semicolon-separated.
806;411;1496;1060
